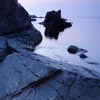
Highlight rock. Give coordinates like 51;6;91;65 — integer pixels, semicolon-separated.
44;10;61;26
41;10;72;39
67;45;88;55
0;51;62;100
87;61;99;65
78;48;88;53
0;52;100;100
79;54;88;59
30;15;44;18
0;0;42;38
38;16;44;18
0;0;42;45
30;18;37;21
0;0;17;17
0;41;18;62
30;15;37;21
0;0;42;60
1;35;100;100
67;45;78;54
30;15;44;22
29;15;38;18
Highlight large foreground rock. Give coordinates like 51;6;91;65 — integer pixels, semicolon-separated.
0;0;42;55
1;33;100;98
0;51;100;100
0;31;100;100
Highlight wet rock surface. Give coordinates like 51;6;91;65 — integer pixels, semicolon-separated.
79;54;88;59
67;45;88;54
1;36;100;100
0;0;100;100
67;45;88;60
67;45;78;54
40;10;72;39
1;52;100;100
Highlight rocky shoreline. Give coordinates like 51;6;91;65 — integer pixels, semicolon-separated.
0;0;100;100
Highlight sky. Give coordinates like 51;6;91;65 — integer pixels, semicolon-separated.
19;0;100;5
19;0;100;17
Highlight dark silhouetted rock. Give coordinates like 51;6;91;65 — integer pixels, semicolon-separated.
29;15;37;18
41;10;72;39
67;45;78;54
67;45;88;55
0;0;42;44
0;0;42;39
30;15;44;22
79;54;88;59
30;15;37;21
30;18;37;21
0;0;42;61
30;15;44;18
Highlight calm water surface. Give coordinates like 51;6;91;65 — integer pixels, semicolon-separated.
34;18;100;67
19;0;100;71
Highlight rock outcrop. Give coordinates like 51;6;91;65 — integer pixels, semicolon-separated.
0;0;42;41
40;10;72;39
0;0;100;100
0;52;100;100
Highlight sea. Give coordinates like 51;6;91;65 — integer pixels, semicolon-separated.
19;0;100;72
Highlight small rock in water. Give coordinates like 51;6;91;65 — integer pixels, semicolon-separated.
78;48;88;53
67;45;88;55
79;54;88;59
67;45;78;54
30;18;36;21
87;61;99;65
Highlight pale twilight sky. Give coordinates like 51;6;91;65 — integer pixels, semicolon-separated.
19;0;100;5
19;0;100;17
